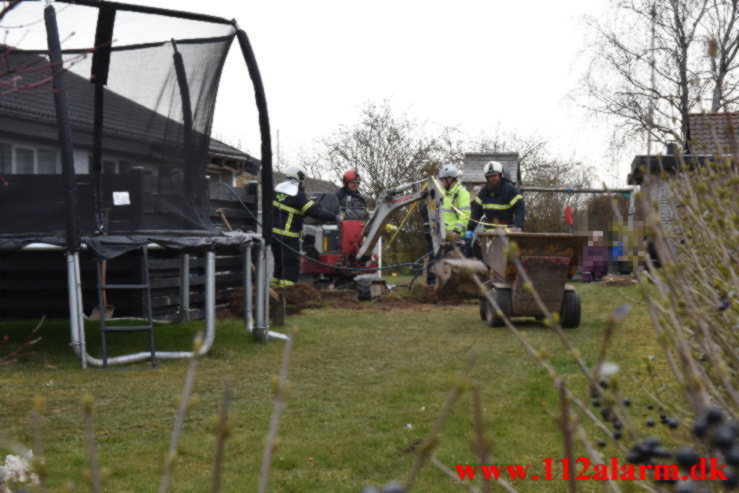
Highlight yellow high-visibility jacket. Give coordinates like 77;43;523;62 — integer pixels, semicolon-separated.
441;180;471;235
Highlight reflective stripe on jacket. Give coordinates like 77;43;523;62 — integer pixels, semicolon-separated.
467;181;525;230
272;187;336;238
441;181;471;234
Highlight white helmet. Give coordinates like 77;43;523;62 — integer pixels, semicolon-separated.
438;163;460;179
483;161;503;176
285;165;307;182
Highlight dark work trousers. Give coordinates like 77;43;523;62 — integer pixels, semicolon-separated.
271;235;301;283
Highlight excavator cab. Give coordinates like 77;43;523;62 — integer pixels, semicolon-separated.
300;179;444;298
300;192;379;288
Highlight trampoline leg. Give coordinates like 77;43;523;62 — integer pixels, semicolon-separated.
204;251;216;352
263;243;270;334
74;254;87;367
67;253;83;369
66;252;87;369
254;241;266;342
179;253;190;322
244;244;254;332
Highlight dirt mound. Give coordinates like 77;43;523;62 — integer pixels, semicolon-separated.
227;283;322;317
601;274;637;287
320;290;362;309
274;283;321;314
372;296;427;310
226;289;246;318
217;306;240;319
411;284;471;305
227;282;472;317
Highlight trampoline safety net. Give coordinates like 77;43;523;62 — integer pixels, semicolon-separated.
0;1;244;251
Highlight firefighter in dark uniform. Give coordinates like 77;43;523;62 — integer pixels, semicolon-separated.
271;165;337;287
466;161;525;245
335;169;368;210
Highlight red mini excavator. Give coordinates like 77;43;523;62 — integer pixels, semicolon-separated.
300;179;445;300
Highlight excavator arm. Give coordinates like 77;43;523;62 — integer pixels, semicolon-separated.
355;178;446;259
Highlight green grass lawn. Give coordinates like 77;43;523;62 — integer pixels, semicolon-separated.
0;284;677;492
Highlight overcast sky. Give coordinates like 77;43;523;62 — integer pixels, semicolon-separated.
144;0;636;185
11;1;639;185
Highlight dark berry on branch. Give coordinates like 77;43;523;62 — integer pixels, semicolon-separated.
675;447;701;469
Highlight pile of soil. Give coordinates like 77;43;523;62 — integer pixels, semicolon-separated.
372;296;430;311
217;306;240;319
412;284;471;305
227;284;322;317
226;281;473;317
320;290;362;309
226;288;247;318
275;283;322;314
601;274;637;287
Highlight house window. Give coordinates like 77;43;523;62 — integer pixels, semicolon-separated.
15;147;35;173
0;144;59;174
0;142;10;174
37;149;58;174
89;156;136;174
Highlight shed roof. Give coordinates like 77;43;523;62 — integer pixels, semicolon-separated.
463;152;519;185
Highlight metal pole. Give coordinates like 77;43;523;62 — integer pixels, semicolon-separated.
179;253;190;321
263;247;270;335
73;253;87;369
204;250;216;350
66;253;85;369
519;187;634;194
377;236;382;279
235;28;273;248
244;243;254;332
627;192;636;232
254;240;266;342
45;4;80;254
627;191;639;274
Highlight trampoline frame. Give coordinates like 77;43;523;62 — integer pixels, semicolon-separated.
2;1;281;367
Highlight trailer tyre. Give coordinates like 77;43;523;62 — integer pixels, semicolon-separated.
560;290;581;328
357;278;373;301
485;288;511;328
479;297;487;320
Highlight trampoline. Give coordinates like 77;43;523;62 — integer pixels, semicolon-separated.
0;0;281;367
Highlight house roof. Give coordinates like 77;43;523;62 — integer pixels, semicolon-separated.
688;112;739;156
628;113;739;184
627;147;713;185
0;47;256;167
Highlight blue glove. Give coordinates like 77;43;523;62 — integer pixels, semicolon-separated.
465;230;473;240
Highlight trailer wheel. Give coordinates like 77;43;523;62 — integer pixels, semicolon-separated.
479;297;487;320
356;278;373;301
485;288;511;328
560;290;581;328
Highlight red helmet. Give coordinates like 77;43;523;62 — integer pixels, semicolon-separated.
342;169;360;185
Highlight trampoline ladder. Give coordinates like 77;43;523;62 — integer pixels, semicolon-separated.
96;245;156;368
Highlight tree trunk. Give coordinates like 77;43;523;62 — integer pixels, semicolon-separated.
433;258;489;298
